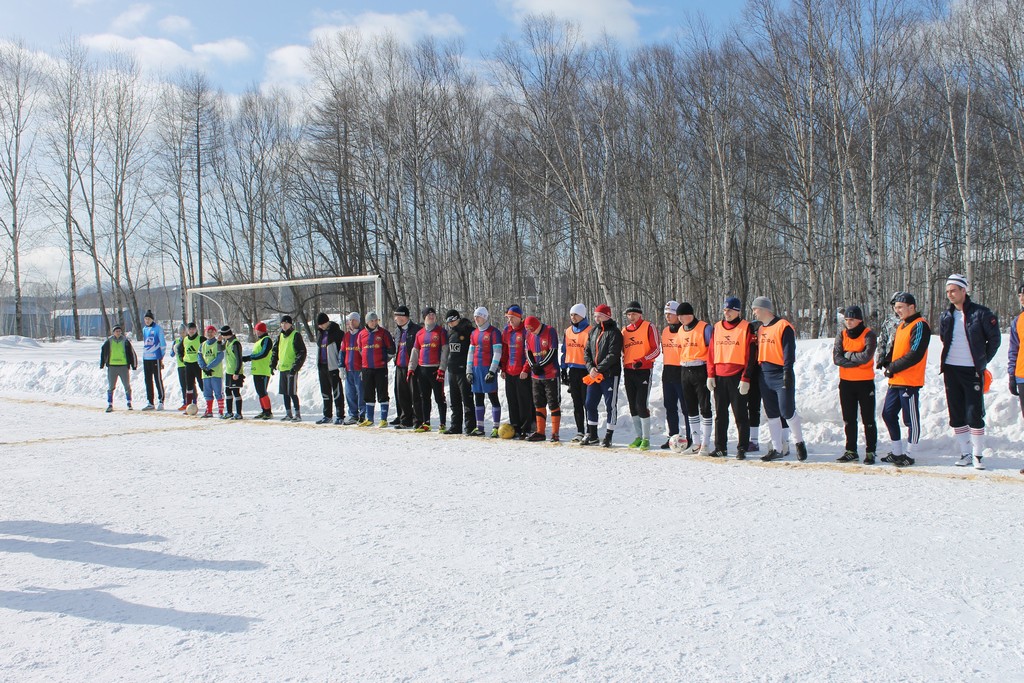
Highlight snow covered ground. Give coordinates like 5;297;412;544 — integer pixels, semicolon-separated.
1;335;1024;680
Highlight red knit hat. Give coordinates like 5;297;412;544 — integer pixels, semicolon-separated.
524;315;541;331
595;304;612;317
255;322;268;334
205;325;217;333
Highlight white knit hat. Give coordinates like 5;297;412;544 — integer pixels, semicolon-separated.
946;273;969;291
346;311;360;322
664;300;680;315
569;303;587;318
473;306;489;319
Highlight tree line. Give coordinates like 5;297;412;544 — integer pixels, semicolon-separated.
2;0;1023;340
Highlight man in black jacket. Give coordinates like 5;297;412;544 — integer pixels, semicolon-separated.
582;304;623;447
444;309;476;435
314;312;346;424
392;305;422;428
940;274;1000;469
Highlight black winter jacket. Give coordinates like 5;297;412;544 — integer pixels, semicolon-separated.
584;319;623;377
938;297;1000;374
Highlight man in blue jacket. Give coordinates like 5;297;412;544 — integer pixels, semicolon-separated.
940;274;1000;470
140;310;166;410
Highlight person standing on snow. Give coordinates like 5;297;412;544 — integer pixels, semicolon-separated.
197;324;225;418
140;310;166;411
272;315;306;422
100;324;137;412
939;274;1000;470
444;309;476;435
1007;285;1024;475
409;307;448;432
706;297;757;458
467;307;503;437
502;305;535;439
169;324;188;410
357;311;395;428
621;301;660;450
180;321;203;410
392;305;421;429
340;312;364;425
524;315;561;442
832;306;878;464
314;312;346;425
220;325;244;420
582;304;623;448
561;303;591;443
660;301;689;450
751;297;807;462
244;322;274;420
878;292;930;468
676;302;714;455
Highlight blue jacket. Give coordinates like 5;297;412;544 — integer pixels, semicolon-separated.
141;322;166;361
938;297;1000;374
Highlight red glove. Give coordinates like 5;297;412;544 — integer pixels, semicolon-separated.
436;368;445;382
407;369;414;380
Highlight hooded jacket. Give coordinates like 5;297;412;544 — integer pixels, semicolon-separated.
584;318;623;377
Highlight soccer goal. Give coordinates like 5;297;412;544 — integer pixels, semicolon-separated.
185;275;383;339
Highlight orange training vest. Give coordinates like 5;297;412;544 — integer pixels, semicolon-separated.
678;321;710;364
758;319;794;366
662;326;683;366
712;319;750;366
839;328;875;382
563;324;590;366
890;317;928;387
1016;314;1024;380
622;320;655;367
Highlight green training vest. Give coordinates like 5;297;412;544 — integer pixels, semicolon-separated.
224;338;241;376
277;330;298;372
201;339;224;378
250;336;272;377
175;340;186;368
108;338;128;366
183;334;202;363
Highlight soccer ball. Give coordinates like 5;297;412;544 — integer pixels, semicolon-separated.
497;423;516;439
668;433;686;454
185;404;198;416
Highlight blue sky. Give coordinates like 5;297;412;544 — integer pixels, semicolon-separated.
8;0;749;92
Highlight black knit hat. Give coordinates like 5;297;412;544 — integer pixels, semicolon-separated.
624;301;643;315
444;309;460;323
219;324;233;336
280;314;293;324
844;305;863;321
421;306;436;317
186;321;197;329
144;309;154;320
676;302;695;316
315;312;330;325
893;292;916;307
112;324;123;332
393;305;410;317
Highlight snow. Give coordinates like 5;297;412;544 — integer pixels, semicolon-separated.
1;334;1023;680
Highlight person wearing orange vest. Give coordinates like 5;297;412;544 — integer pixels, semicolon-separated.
676;302;714;455
832;305;878;464
879;292;931;468
751;296;807;462
705;296;757;458
660;301;689;449
561;303;591;442
622;301;661;450
1009;284;1024;475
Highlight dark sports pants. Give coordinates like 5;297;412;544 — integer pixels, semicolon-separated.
317;365;345;418
448;367;475;433
176;365;188;405
839;379;877;453
881;385;921;445
585;374;620;430
623;368;652;418
415;366;447;427
143;359;165;404
395;366;420;426
943;365;985;429
184;362;201;405
566;367;588;434
279;370;299;413
225;374;244;415
662;365;687;439
713;374;750;453
362;368;389;403
504;373;535;436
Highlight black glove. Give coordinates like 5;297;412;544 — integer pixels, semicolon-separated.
1011;380;1020;396
884;368;894;378
203;369;213;377
632;360;643;370
783;371;794;390
560;368;569;383
484;371;496;383
875;360;884;370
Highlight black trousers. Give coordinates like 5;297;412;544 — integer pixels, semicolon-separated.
839;379;877;453
623;368;652;418
395;366;420;426
362;367;389;403
448;367;475;432
176;365;187;405
317;365;345;418
681;365;712;418
531;376;561;410
225;374;244;414
253;374;270;401
143;359;165;404
415;366;447;427
504;373;535;435
714;374;750;453
566;367;588;434
943;365;986;429
184;362;201;404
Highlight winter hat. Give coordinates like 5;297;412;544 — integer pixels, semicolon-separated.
750;296;774;312
569;303;587;318
112;324;123;332
888;291;904;306
219;325;233;336
421;306;436;318
844;305;864;321
315;312;330;325
393;305;410;317
1018;284;1024;295
473;306;489;319
177;323;187;333
893;292;917;307
280;315;293;324
676;302;695;317
946;273;969;291
506;305;524;319
624;301;643;315
366;311;380;322
723;296;742;312
594;304;612;318
444;309;460;323
347;311;360;322
144;309;154;320
524;315;541;331
205;325;217;334
664;301;679;315
254;322;268;334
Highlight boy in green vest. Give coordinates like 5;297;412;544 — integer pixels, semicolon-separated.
197;324;225;417
272;315;307;421
220;325;244;419
244;321;275;419
100;324;138;412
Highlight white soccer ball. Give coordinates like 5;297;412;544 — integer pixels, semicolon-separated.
668;433;686;454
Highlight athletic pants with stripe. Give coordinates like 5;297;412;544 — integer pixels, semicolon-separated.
143;359;165;404
881;385;921;445
585;374;620;431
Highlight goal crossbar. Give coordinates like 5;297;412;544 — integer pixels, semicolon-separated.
186;275;383;323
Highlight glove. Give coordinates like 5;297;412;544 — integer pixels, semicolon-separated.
485;371;496;383
1011;380;1020;396
203;369;213;377
519;370;529;380
706;377;716;392
466;371;473;384
407;369;414;380
783;371;794;390
884;368;894;378
436;368;445;382
632;360;643;369
739;380;750;395
875;360;884;369
560;368;569;384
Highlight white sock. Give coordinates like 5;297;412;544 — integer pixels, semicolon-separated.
768;418;784;451
905;439;914;456
688;416;700;443
891;438;904;456
782;426;791;445
788;414;803;443
632;416;642;439
702;418;713;447
955;430;971;456
750;422;761;444
641;416;651;440
971;430;985;457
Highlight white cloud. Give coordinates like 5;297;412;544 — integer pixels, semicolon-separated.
109;3;153;35
158;15;193;36
310;10;465;45
82;34;252;74
194;38;251;65
263;45;312;92
499;0;643;42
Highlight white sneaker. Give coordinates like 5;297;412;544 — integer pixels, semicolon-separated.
973;455;985;470
697;444;710;456
955;453;972;467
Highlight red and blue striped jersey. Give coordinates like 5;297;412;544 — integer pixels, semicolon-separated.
502;324;529;375
470;325;501;368
415;326;447;366
394;323;420;367
357;326;395;369
527;324;560;379
341;330;362;371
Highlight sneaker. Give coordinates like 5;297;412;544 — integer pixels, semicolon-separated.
142;404;155;411
746;441;760;454
315;416;332;424
581;433;600;446
549;434;560;443
389;417;401;426
177;404;187;411
234;413;243;420
157;402;164;411
280;413;293;421
571;433;585;443
126;404;133;411
892;454;915;467
660;440;671;450
955;453;972;467
526;432;546;442
490;428;500;438
627;437;644;449
601;432;614;448
105;405;113;413
735;450;746;460
881;453;896;463
219;413;232;420
761;449;785;462
637;439;650;450
697;444;710;456
863;452;875;465
358;419;373;427
414;424;431;433
261;412;274;421
342;416;358;425
334;417;343;425
378;419;388;428
795;442;808;461
447;427;464;435
201;412;213;419
837;450;859;463
467;427;485;437
973;455;985;470
291;413;302;422
708;449;727;458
